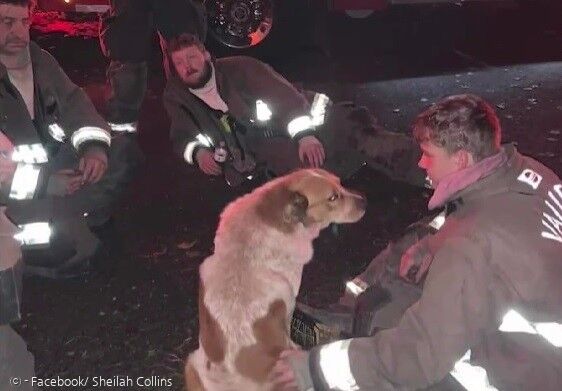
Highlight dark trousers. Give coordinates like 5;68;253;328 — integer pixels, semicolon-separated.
7;134;142;226
100;0;207;125
6;135;143;277
42;134;143;226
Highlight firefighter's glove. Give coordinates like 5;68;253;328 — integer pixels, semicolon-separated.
399;238;434;284
298;135;325;168
195;148;222;176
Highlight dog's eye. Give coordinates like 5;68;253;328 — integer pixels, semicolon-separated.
328;193;340;202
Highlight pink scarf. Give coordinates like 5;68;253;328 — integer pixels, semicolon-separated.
428;149;507;210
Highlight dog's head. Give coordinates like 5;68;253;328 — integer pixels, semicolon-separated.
256;169;366;233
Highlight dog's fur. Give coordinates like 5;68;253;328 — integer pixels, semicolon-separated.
185;169;366;390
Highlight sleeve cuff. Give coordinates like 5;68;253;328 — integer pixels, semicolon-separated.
287;115;315;139
71;126;111;152
183;137;213;165
293;129;318;143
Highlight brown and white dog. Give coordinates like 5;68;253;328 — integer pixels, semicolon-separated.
185;169;366;391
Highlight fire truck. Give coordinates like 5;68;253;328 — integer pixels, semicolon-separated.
36;0;548;50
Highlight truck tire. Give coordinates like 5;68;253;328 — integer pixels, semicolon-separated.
206;0;330;61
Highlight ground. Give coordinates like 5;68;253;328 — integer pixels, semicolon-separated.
12;4;562;391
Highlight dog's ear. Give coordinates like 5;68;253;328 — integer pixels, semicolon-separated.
283;191;308;225
256;186;309;232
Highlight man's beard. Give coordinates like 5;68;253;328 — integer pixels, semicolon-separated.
183;60;212;89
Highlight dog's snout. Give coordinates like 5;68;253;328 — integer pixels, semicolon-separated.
355;194;367;211
348;190;367;211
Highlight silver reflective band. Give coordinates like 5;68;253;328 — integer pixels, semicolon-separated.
9;164;41;200
184;133;214;164
310;93;329;127
287;94;331;137
71;127;111;150
48;123;66;142
450;350;499;391
499;309;562;347
14;222;52;246
109;122;137;133
345;278;368;297
319;340;359;390
288;116;313;138
12;144;48;164
451;309;562;391
428;211;446;230
256;100;272;122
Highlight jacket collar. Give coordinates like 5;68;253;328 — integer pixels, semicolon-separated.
429;144;519;210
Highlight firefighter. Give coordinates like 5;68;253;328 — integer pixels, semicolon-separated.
271;94;562;390
99;0;207;135
0;0;140;279
164;33;425;187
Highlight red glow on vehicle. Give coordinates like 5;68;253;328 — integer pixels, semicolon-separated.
32;12;99;37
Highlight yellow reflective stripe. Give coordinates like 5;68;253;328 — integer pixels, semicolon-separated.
219;115;232;133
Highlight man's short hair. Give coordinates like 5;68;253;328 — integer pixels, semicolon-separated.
166;33;205;54
413;94;501;161
0;0;36;9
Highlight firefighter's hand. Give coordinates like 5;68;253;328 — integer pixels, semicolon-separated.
298;136;325;168
196;149;222;176
79;146;108;185
0;132;16;185
50;169;83;195
269;350;304;391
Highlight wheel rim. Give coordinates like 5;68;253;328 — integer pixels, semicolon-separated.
206;0;273;49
